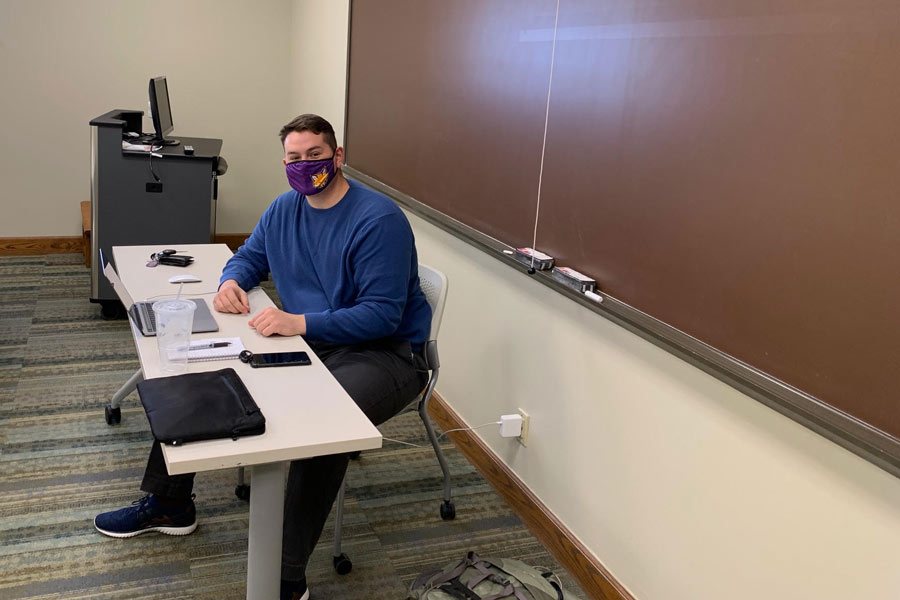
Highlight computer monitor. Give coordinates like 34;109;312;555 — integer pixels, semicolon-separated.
148;76;179;146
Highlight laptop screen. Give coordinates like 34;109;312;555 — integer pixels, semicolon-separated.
100;252;135;310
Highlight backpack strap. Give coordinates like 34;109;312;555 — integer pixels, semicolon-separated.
466;559;501;588
437;579;484;600
483;558;560;600
428;552;480;587
481;584;533;600
422;552;489;599
469;559;538;600
541;572;564;600
411;568;443;592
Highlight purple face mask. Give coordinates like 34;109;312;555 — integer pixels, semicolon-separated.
285;157;336;196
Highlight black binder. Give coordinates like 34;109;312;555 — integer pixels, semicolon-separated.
137;368;266;445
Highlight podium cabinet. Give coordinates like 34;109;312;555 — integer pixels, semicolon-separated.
89;109;223;316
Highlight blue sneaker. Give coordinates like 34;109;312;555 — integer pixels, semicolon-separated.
94;495;197;538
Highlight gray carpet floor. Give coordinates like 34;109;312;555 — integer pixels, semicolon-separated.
0;254;585;599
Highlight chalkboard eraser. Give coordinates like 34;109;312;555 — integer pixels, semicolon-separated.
513;247;554;270
551;266;597;293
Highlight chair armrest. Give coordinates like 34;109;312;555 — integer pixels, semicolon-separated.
425;340;440;370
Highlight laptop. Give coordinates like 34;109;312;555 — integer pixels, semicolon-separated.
100;251;219;337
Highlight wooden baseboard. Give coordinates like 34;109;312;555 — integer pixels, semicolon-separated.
428;393;633;600
0;237;83;255
214;233;250;252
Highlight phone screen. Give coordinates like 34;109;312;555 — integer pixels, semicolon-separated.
250;351;311;368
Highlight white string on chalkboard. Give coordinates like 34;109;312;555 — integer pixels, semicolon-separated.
529;0;561;274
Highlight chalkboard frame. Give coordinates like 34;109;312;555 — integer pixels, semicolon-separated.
343;165;900;479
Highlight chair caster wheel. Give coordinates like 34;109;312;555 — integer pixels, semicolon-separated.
333;553;353;575
348;450;361;460
440;500;456;520
235;484;251;501
105;406;121;425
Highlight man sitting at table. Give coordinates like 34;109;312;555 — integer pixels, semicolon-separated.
94;114;432;600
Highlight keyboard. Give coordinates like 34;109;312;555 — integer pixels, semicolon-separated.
138;303;157;333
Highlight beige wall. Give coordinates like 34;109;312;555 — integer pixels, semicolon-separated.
0;0;292;236
294;2;900;599
289;0;349;146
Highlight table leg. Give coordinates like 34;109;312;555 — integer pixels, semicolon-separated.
247;462;285;600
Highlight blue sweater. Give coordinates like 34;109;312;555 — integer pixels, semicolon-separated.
220;180;431;346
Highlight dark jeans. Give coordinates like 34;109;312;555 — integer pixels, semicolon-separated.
140;338;428;581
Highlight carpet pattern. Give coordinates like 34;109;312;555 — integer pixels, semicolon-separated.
0;254;585;599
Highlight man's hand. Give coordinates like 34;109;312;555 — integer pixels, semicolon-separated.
213;279;250;314
249;307;306;337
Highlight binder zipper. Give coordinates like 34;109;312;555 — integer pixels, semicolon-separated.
218;371;263;440
220;373;257;416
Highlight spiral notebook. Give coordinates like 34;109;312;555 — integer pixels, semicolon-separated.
186;337;245;362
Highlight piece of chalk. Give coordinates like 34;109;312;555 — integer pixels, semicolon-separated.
584;290;603;302
502;250;514;255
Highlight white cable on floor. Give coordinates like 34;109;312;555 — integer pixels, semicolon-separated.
383;421;501;448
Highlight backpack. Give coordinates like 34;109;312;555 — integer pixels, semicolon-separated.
408;551;566;600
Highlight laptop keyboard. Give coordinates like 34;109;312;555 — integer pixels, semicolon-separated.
139;303;156;332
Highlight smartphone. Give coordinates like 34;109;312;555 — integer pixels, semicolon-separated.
249;351;311;368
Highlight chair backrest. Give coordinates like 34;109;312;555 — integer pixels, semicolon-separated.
417;263;448;341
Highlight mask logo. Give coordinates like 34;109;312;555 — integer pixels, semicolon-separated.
286;157;336;196
311;169;330;188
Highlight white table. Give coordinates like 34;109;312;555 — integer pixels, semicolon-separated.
112;244;382;600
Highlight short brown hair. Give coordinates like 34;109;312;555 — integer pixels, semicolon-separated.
279;114;337;150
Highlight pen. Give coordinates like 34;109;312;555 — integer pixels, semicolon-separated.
190;341;231;350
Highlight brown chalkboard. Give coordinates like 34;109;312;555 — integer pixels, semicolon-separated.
346;1;900;448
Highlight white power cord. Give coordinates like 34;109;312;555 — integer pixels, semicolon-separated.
383;420;501;449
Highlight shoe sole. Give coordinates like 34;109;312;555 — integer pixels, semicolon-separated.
93;517;197;539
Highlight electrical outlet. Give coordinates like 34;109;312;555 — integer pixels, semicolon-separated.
517;408;530;446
